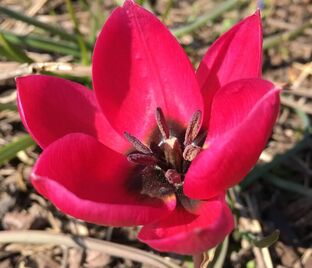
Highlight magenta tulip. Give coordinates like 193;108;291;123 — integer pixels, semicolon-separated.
16;0;280;254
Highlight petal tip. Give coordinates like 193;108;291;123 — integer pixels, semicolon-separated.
15;75;28;89
254;9;261;17
123;0;135;7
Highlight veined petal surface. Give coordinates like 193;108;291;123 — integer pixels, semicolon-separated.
92;0;203;143
196;11;262;127
184;79;280;199
16;75;128;153
138;196;233;254
31;133;176;226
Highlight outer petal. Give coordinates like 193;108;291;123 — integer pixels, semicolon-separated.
138;196;233;254
184;79;280;199
92;0;203;143
196;11;262;127
31;133;176;226
16;75;128;153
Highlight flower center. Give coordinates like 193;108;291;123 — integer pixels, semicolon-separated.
124;108;205;206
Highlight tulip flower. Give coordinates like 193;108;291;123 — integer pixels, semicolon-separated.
16;0;280;255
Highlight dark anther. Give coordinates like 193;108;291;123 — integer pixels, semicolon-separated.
155;107;170;140
124;132;152;155
183;144;201;161
127;153;158;166
184;110;202;146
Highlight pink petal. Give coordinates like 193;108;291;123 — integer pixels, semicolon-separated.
31;133;176;226
16;75;128;153
92;0;203;143
138;196;233;254
184;79;280;199
197;11;262;127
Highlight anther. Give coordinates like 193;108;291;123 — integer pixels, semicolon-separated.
155;107;170;140
183;144;201;161
124;132;152;154
184;110;202;146
127;153;158;165
165;169;182;186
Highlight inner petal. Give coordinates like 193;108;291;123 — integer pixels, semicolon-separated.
92;1;203;144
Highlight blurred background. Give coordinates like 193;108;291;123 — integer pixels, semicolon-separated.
0;0;311;267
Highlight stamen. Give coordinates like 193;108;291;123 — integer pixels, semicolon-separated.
183;144;201;161
165;169;182;186
155;107;170;140
125;108;205;201
124;132;152;154
127;153;158;165
184;110;202;146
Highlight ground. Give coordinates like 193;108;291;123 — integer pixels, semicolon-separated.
0;0;311;267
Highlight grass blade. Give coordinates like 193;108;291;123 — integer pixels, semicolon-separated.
65;0;90;65
263;174;312;198
0;32;33;63
0;5;78;42
264;19;312;50
172;0;248;37
0;135;35;165
208;236;229;268
1;31;81;57
241;136;311;188
0;103;17;111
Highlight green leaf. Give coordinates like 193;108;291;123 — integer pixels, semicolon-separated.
1;31;81;57
0;5;83;44
253;230;280;248
0;32;33;63
65;0;90;65
0;135;36;165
